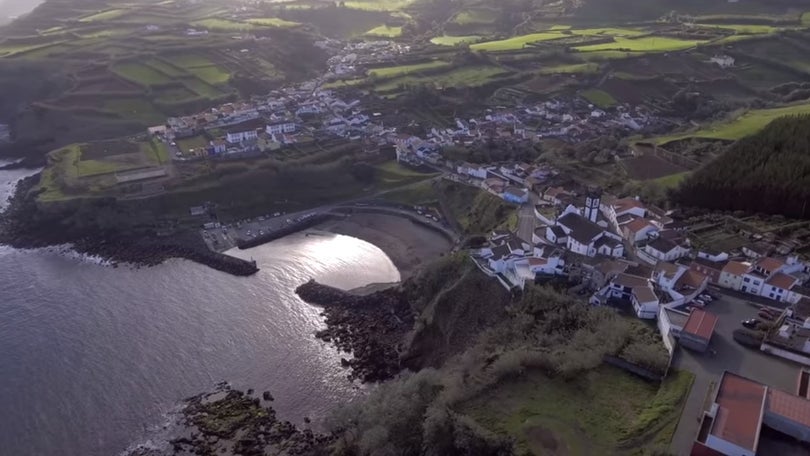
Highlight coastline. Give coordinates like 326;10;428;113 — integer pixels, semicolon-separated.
313;212;453;281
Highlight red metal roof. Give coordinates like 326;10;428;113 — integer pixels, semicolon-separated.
710;372;767;451
683;308;718;341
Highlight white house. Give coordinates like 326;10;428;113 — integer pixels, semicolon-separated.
643;237;690;262
555;212;624;258
266;122;296;135
545;225;568;245
604;272;659;319
226;128;258;144
622;218;659;244
710;54;735;68
762;272;799;303
719;261;750;291
602;196;646;229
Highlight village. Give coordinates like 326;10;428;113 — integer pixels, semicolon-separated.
132;37;810;456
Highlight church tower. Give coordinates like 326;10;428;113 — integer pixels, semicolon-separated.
584;186;602;223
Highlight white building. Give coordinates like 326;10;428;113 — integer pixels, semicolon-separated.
643;237;690;263
266;122;296;135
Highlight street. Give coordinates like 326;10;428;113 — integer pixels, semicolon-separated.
517;192;539;242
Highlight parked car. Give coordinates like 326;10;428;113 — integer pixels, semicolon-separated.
742;318;760;329
758;310;775;321
693;299;706;307
699;294;713;302
760;307;778;316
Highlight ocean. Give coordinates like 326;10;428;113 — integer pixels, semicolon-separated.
0;166;399;455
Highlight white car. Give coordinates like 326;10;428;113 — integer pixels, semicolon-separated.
699;294;713;302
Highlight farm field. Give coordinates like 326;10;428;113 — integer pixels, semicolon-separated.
575;36;706;52
581;88;616;107
621;154;689;181
364;25;402;37
79;9;128;22
373;65;509;92
245;17;300;27
653;102;810;144
470;32;567;51
368;60;450;78
461;367;694;455
112;62;173;86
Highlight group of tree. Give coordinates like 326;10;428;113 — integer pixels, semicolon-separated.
673;114;810;219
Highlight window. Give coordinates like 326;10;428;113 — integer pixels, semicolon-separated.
770;293;775;299
744;277;750;283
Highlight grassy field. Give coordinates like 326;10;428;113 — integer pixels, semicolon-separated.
103;99;164;123
654;102;810;144
79;9;128;22
374;65;509;91
654;171;691;189
191;65;231;85
538;62;600;74
368;60;450;78
581;88;617;107
576;36;706;52
190;19;255;31
430;35;481;46
245;17;300;27
461;367;694;455
452;8;498;25
470;32;566;51
364;25;403;37
112;62;173;86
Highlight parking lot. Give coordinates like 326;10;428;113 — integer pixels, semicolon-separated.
201;210;317;252
669;291;803;454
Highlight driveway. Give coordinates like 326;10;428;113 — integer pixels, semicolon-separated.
669;292;803;455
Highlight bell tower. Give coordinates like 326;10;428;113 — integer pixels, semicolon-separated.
584;186;602;223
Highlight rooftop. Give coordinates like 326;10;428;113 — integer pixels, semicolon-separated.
722;260;751;277
767;272;799;290
625;217;656;234
633;285;658;303
676;269;708;291
710;372;767;452
614;272;651;288
557;212;604;245
613;197;645;213
757;256;785;273
683;308;718;341
647;237;679;254
767;388;810;429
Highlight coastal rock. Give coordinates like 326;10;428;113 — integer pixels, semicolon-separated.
262;391;274;401
295;280;414;382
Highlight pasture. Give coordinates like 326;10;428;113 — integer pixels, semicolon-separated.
654;102;810;144
245;18;300;27
581;89;617;107
112;62;173;85
575;36;706;52
368;60;450;78
364;25;403;37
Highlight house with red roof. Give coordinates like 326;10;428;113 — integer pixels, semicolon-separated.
621;217;659;244
680;308;718;352
692;371;810;456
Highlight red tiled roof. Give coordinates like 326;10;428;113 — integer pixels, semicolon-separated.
625;217;655;234
613;197;645;212
710;372;767;451
766;272;798;290
767;388;810;428
722;261;751;277
683;308;718;341
677;269;708;290
632;285;658;303
528;257;548;266
614;273;650;288
756;256;785;273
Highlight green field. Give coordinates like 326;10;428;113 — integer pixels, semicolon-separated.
169;53;216;68
342;0;415;11
538;62;600;74
581;89;617;107
112;63;173;86
452;8;498;25
368;60;450;78
374;65;509;91
576;36;706;52
654;102;810;144
79;9;128;22
182;79;225;98
103;99;164;123
191;65;231;85
654;171;691;188
190;19;255;31
696;23;778;34
364;25;403;37
462;367;694;455
430;35;481;46
471;32;566;51
245;17;300;27
146;59;187;77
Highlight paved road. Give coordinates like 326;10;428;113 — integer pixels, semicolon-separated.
669;292;802;455
517;192;538;242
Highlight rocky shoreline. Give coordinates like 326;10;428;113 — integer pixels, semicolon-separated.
295;279;414;382
127;383;332;456
0;175;258;276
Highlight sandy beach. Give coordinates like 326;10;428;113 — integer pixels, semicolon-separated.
314;213;454;280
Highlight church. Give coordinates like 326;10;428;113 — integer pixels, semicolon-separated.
545;187;625;258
